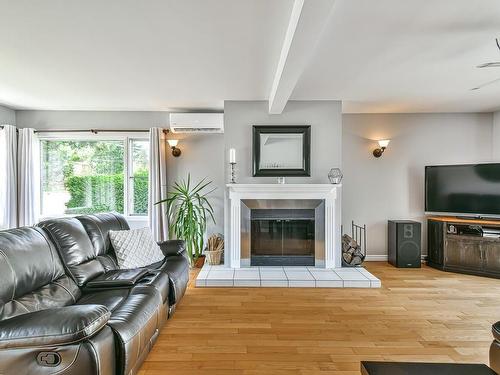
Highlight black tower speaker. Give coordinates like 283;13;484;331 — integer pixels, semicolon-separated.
388;220;421;268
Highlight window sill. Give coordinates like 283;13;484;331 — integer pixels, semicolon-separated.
39;214;148;222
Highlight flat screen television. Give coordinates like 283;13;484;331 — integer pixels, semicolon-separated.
425;163;500;217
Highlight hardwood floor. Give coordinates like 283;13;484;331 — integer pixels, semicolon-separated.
139;262;500;375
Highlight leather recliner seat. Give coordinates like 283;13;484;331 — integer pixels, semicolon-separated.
74;213;189;315
0;213;189;375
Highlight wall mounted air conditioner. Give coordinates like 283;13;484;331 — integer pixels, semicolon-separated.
169;113;224;133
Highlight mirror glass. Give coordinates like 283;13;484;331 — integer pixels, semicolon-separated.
259;133;303;170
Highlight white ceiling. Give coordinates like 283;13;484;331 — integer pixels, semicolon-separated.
0;0;292;111
1;0;500;113
293;0;500;113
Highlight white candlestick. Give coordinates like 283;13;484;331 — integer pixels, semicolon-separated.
229;148;236;163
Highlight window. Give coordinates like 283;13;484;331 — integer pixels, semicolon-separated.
40;136;149;217
128;139;149;215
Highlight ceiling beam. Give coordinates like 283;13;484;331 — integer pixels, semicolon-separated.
268;0;336;114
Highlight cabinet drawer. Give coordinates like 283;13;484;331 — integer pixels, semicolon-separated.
445;238;482;270
482;242;500;273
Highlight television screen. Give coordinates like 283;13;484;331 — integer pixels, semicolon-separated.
425;163;500;216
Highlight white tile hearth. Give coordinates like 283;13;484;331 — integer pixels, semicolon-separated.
196;265;381;288
233;268;260;287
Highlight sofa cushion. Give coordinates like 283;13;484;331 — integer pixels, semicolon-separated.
77;213;129;272
135;271;170;303
152;256;189;305
38;218;106;286
77;289;131;313
0;228;65;301
76;287;163;374
109;227;165;269
0;227;81;321
1;275;81;321
77;213;129;257
106;288;161;375
0;304;110;349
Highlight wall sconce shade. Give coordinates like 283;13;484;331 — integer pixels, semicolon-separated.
378;139;390;148
167;139;181;157
373;139;390;158
167;139;178;148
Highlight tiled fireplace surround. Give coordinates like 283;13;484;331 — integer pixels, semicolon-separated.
196;184;380;288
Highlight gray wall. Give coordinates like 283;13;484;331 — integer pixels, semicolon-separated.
13;107;500;260
0;105;16;125
223;100;342;183
342;112;495;258
166;133;225;236
16;110;168;129
223;100;343;265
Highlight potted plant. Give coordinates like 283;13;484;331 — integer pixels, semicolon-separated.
157;174;215;267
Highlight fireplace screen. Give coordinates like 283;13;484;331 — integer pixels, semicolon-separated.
250;209;315;266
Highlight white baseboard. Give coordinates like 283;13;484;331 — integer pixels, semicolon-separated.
365;255;388;261
365;255;428;262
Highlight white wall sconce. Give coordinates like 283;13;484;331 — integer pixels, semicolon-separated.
373;139;390;158
167;139;181;157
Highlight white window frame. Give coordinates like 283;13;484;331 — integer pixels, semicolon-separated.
38;132;149;221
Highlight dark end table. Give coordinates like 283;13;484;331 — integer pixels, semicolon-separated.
361;361;497;375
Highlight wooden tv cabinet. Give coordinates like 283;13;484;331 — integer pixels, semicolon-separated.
427;216;500;279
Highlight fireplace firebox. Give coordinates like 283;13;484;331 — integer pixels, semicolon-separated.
250;209;315;266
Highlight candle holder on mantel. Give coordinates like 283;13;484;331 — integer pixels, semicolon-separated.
229;162;237;184
228;148;237;184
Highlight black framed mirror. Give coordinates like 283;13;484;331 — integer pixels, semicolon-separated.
252;125;311;177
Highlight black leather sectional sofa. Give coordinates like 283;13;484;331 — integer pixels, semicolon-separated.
491;322;500;373
0;213;189;375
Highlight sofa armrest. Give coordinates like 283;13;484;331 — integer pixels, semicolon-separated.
158;240;186;257
0;305;110;349
85;269;149;288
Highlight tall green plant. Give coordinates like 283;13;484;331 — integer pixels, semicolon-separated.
156;174;215;266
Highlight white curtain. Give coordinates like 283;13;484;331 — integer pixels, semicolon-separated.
0;125;18;229
148;128;169;242
17;128;40;227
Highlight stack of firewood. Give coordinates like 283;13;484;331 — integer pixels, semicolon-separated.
342;234;365;266
207;234;224;253
205;234;224;265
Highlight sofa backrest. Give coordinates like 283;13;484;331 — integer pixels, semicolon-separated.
38;217;106;287
76;213;130;271
0;227;81;321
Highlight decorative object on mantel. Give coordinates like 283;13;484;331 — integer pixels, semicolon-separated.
156;174;216;267
205;234;224;265
342;221;367;267
252;125;311;177
328;168;343;184
229;148;237;184
167;139;181;157
373;139;390;158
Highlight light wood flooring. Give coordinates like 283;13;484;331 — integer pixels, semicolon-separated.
139;262;500;375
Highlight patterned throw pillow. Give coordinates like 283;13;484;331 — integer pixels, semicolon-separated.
109;227;165;269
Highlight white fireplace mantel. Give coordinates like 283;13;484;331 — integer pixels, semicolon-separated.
226;184;342;269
